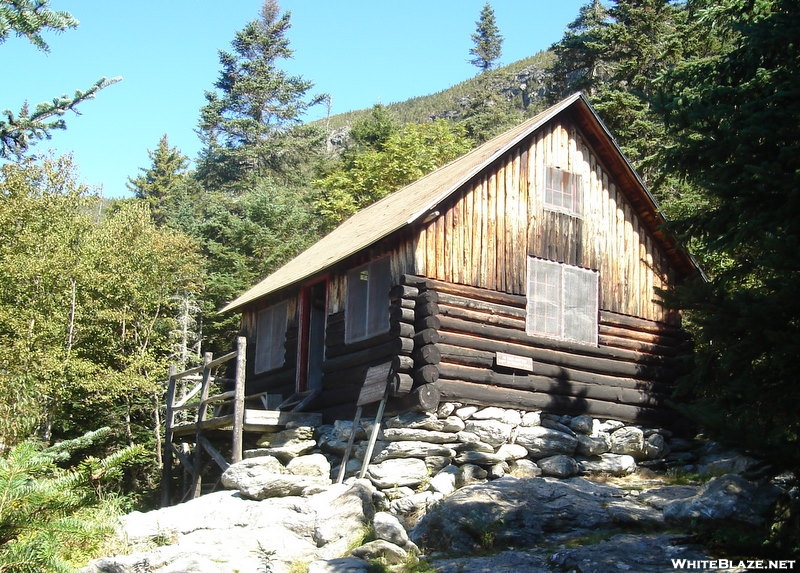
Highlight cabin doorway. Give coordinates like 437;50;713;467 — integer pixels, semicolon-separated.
297;279;327;394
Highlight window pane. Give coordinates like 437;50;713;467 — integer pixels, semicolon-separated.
367;257;391;337
563;266;598;345
526;258;562;337
346;264;369;343
255;302;287;373
543;166;582;215
526;257;598;346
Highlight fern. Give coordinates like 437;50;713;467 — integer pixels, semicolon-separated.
0;428;145;572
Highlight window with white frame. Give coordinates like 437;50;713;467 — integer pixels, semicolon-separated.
526;257;598;345
543;166;583;216
346;256;391;343
254;301;288;374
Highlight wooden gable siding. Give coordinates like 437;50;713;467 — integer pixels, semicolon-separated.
412;119;677;325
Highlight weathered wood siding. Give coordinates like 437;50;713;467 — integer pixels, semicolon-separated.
413;119;677;324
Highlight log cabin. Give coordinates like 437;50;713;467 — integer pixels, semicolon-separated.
221;92;699;427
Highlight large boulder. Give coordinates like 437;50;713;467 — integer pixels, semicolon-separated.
221;455;330;500
514;425;578;458
87;481;377;573
578;453;637;476
411;476;662;554
365;457;429;488
662;474;783;526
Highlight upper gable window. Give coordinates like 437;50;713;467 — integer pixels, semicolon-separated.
346;256;391;344
255;301;288;374
544;166;583;216
526;257;598;346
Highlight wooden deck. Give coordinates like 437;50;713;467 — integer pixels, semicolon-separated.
161;337;323;506
171;409;322;438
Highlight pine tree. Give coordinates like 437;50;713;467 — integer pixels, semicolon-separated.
197;0;327;185
0;0;120;158
657;0;800;475
549;0;610;98
127;135;189;225
468;2;503;73
0;428;144;572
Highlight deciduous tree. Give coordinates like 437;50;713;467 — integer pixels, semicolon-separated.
313;120;471;229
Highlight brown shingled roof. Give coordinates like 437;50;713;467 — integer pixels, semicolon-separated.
221;93;697;313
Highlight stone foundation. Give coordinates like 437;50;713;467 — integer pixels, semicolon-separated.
310;403;689;513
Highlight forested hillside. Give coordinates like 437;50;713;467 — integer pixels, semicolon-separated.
1;0;798;567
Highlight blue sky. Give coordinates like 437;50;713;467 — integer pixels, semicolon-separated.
4;1;586;198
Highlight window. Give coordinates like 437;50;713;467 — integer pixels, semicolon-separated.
254;301;288;374
346;257;391;343
526;257;598;345
544;166;582;216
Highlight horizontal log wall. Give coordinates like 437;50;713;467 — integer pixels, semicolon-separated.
315;284;416;422
412;118;679;325
403;274;688;424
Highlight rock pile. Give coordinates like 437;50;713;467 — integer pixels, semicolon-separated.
315;403;676;516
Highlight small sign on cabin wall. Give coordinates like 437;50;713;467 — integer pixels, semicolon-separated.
357;362;393;406
496;351;534;372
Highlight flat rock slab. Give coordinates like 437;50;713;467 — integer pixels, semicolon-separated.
549;533;733;573
411;476;663;554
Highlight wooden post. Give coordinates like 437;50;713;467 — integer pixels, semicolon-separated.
191;352;213;499
358;384;390;479
232;336;247;464
336;406;363;484
160;365;177;507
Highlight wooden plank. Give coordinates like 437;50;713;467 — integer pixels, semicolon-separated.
486;170;497;290
437;343;671;393
336;406;363;483
437;362;666;408
198;434;230;472
434;378;667;424
243;410;323;428
207;349;238;369
357;361;393;406
161;365;177;507
439;330;673;381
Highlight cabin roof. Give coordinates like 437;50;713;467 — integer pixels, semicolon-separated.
222;93;697;313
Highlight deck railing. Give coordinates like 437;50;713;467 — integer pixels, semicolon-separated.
161;336;246;505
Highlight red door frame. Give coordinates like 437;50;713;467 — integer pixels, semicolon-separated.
296;276;328;392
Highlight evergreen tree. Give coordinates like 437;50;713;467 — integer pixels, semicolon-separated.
127;135;189;225
469;2;503;73
0;0;119;158
549;0;694;188
0;428;144;571
197;0;327;185
549;0;610;98
656;0;800;478
459;74;524;144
